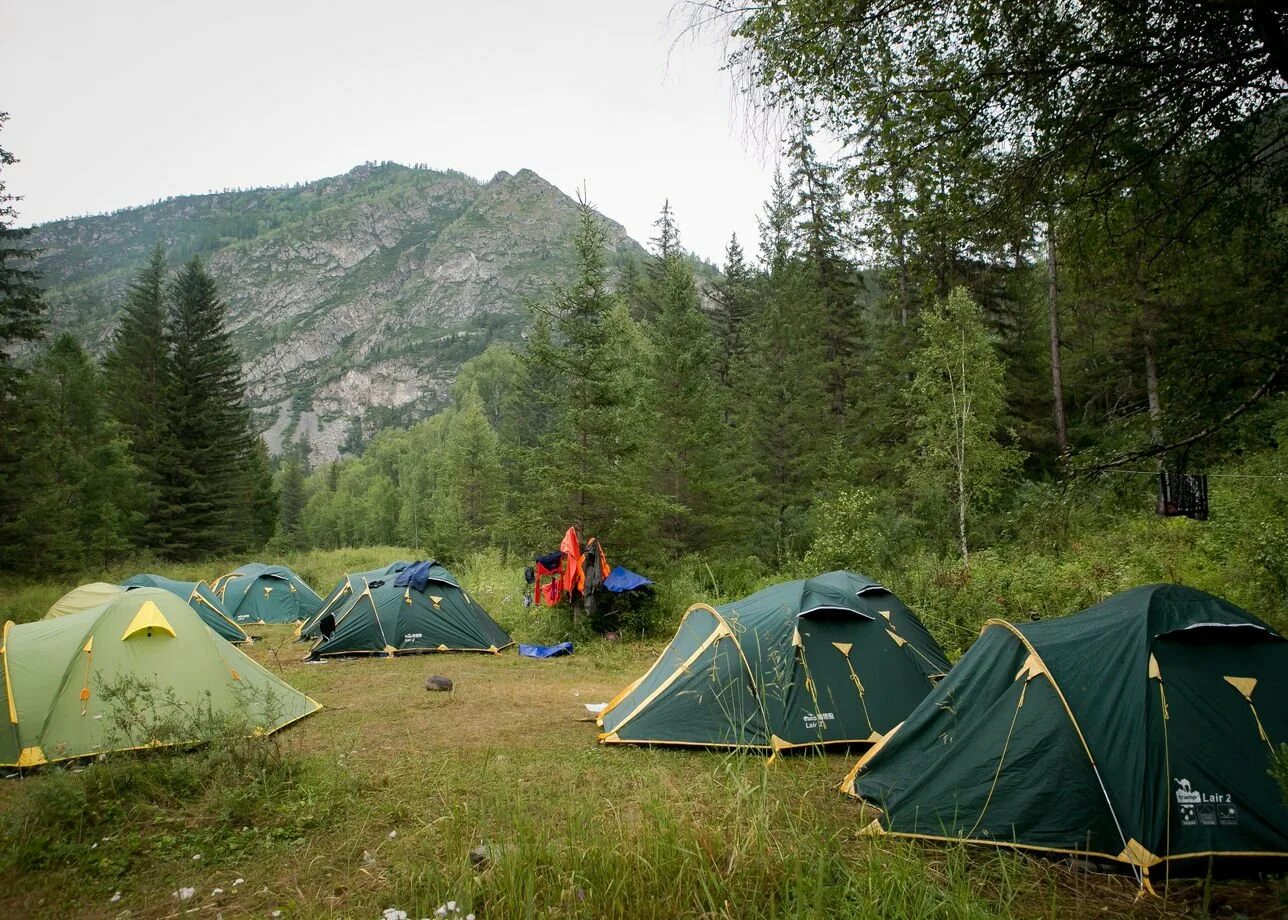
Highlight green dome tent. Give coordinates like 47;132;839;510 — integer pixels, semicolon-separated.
307;561;512;658
122;574;249;644
597;571;949;753
845;584;1288;888
213;564;323;624
1;588;320;768
45;583;126;619
298;561;412;641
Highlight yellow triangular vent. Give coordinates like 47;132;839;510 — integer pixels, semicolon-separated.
1148;654;1162;680
430;595;443;609
17;746;46;767
83;637;93;653
832;642;853;656
879;611;892;622
1117;838;1161;867
121;601;176;640
886;628;906;647
263;586;273;596
1224;676;1257;700
1014;653;1047;682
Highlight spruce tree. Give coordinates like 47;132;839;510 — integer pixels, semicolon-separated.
787;127;863;427
277;453;306;547
166;256;261;557
439;387;504;551
526;201;643;547
709;233;755;399
8;335;143;571
645;207;744;554
0;113;46;570
103;245;181;547
737;174;830;563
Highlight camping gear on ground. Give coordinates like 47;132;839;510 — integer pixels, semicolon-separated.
845;583;1288;888
519;642;574;659
307;561;512;658
213;563;323;624
121;574;249;644
603;567;652;593
0;588;320;768
44;582;126;619
299;561;412;640
597;570;949;752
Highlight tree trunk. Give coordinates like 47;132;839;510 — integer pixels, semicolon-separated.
1138;279;1164;448
1046;221;1070;455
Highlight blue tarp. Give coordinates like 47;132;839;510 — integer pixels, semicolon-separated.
394;560;458;592
518;642;574;659
603;566;652;593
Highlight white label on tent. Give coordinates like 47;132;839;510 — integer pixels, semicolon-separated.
802;711;835;729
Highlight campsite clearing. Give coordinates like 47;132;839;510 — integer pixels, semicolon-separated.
0;624;1280;919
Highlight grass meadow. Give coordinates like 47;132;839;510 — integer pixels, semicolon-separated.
0;548;1283;918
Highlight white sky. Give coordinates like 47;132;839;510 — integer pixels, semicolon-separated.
2;0;777;264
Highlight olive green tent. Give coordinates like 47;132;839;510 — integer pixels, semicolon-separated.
0;588;320;768
846;584;1288;887
298;561;412;641
307;562;512;657
45;583;126;619
213;563;323;624
597;571;949;753
121;574;250;644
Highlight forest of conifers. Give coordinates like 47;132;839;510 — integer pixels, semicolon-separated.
1;1;1287;643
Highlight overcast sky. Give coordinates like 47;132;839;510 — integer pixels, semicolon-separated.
2;0;778;264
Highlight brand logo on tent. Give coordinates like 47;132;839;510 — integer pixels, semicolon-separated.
404;633;423;642
803;711;835;729
1175;778;1237;826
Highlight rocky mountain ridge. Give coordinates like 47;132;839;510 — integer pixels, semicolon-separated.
30;162;647;459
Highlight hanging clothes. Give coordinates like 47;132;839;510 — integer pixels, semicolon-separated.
1157;472;1209;521
560;526;584;597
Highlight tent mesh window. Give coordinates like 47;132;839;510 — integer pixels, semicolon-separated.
1157;472;1209;521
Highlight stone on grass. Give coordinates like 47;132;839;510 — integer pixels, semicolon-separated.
424;675;453;692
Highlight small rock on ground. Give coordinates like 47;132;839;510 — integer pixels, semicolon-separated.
424;675;454;692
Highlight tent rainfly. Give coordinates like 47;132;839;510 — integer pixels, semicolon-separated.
845;584;1288;888
121;574;249;644
213;564;323;624
1;588;320;767
45;583;126;619
597;571;949;753
307;561;512;657
298;561;412;641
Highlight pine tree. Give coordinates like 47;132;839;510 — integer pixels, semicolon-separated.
165;256;261;557
103;245;181;547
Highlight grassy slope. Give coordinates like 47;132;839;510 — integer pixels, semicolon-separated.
0;549;1282;918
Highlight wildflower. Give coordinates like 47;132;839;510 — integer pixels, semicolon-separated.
388;830;398;839
175;887;196;901
109;892;121;903
212;888;224;896
446;902;456;912
193;853;202;860
233;879;245;886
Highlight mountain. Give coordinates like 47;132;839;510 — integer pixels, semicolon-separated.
28;162;648;459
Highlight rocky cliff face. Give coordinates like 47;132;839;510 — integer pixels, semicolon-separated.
30;162;645;459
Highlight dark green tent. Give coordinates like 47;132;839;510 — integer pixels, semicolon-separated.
846;584;1288;887
597;571;949;753
307;562;512;657
298;561;412;641
213;564;323;624
121;573;250;644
